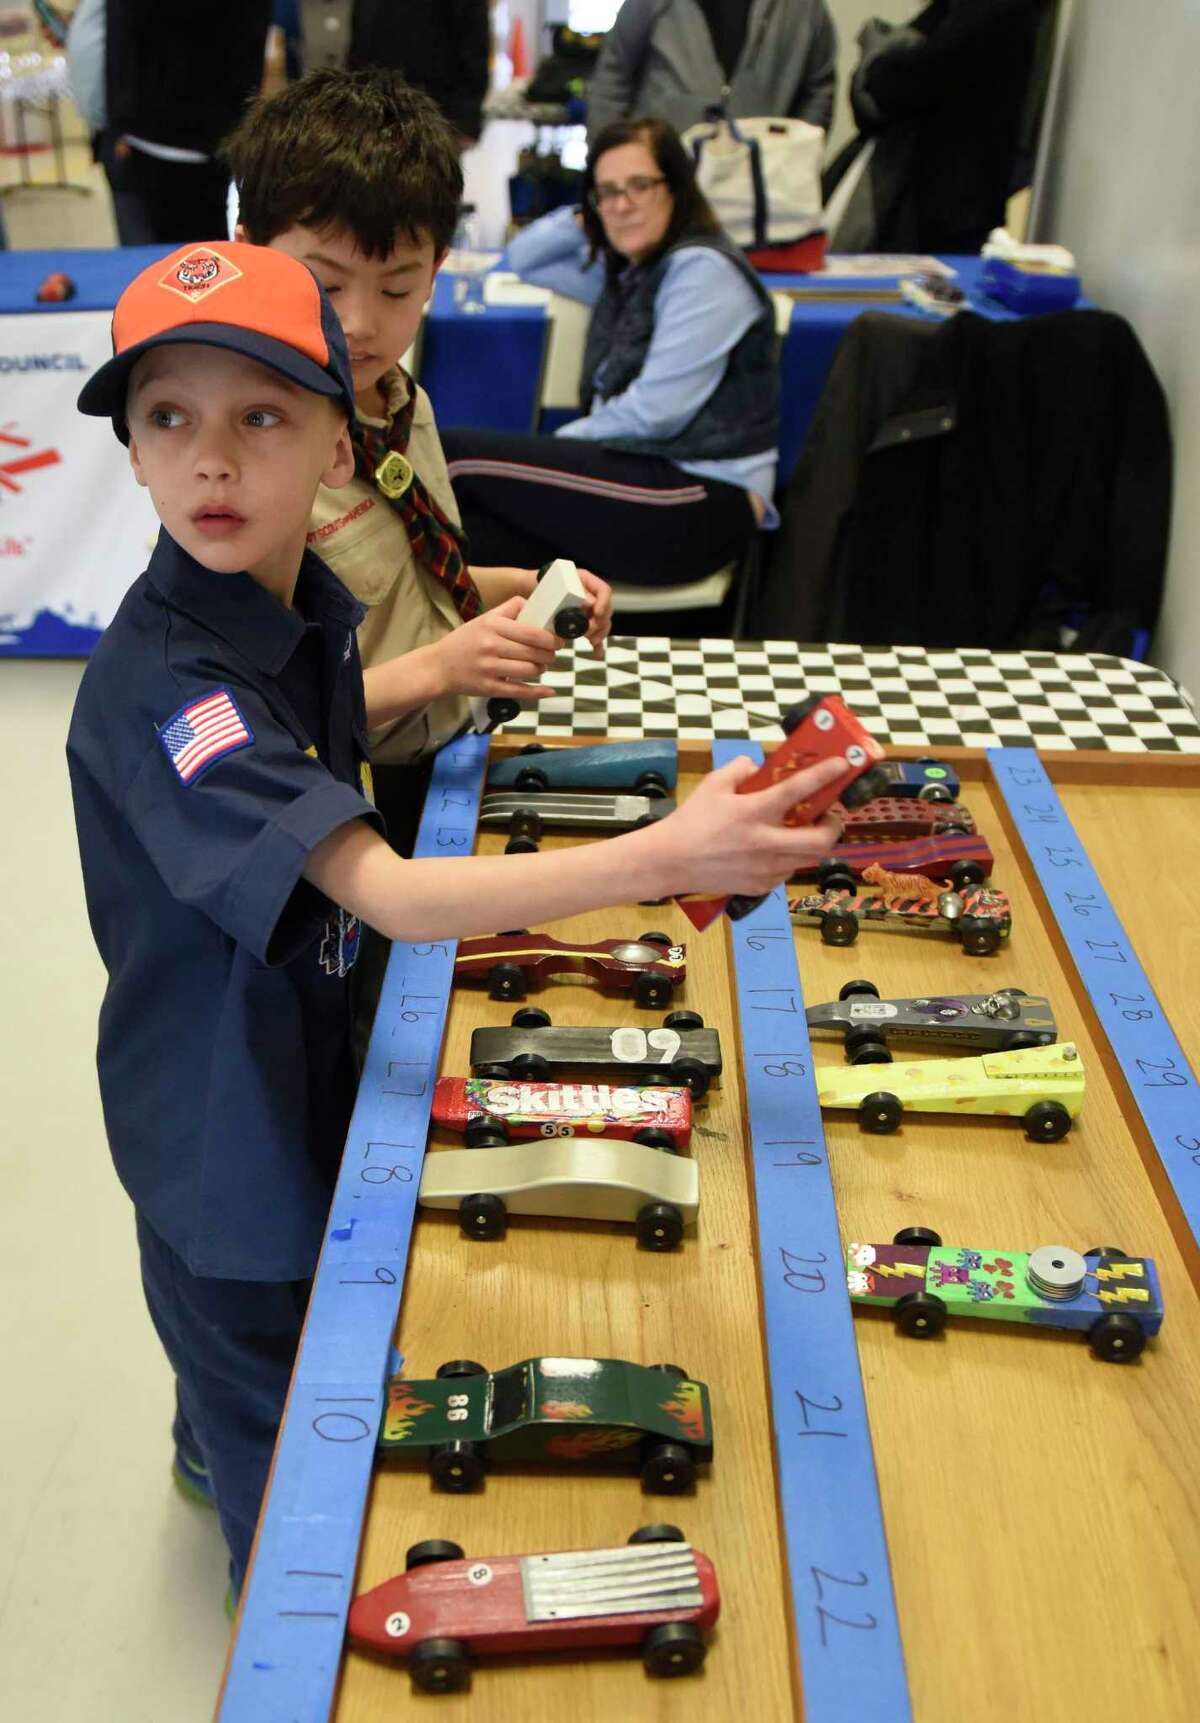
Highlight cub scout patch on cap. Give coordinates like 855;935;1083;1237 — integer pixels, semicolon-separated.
158;247;244;304
158;687;254;784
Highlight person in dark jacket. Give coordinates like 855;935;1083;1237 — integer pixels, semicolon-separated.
440;116;780;589
349;0;490;147
100;0;271;245
827;0;1040;255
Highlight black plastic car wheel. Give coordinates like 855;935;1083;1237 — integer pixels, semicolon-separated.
642;1622;706;1678
628;1524;685;1546
508;1052;550;1081
509;808;542;841
429;1440;485;1492
473;1062;510;1080
1086;1245;1130;1261
504;835;539;855
820;908;859;947
1003;1031;1043;1051
435;1359;487;1380
1023;1100;1072;1142
405;1539;465;1571
663;1009;703;1031
842;766;890;808
458;1192;507;1240
781;697;820;734
636;771;670;799
637;1201;683;1251
638;930;673;947
633;1127;677;1153
409;1638;471;1694
846;1035;892;1067
672;1059;709;1100
948;858;986;890
959;916;1000;956
1088;1312;1147;1363
894;1226;943;1248
553;603;589;640
918;782;954;803
635;974;672;1010
487;962;526;1002
894;1290;947;1338
513;766;549;793
518;742;547;755
838;979;880;1001
650;1363;688;1378
817;861;859;895
859;1091;902;1133
641;1439;694;1494
510;1006;551;1030
464;1121;508;1149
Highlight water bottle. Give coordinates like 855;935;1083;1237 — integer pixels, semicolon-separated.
450;206;488;316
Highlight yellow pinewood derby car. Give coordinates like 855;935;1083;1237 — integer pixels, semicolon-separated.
815;1041;1085;1140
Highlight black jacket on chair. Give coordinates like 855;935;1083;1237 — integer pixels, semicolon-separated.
105;1;271;155
758;309;1172;658
349;0;491;141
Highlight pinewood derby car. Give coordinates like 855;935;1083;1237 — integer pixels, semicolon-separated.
377;1356;713;1491
790;866;1012;955
418;1134;700;1247
838;796;975;839
488;740;677;796
432;1075;693;1149
347;1526;720;1694
870;757;961;801
454;931;686;1007
816;1041;1085;1140
479;792;673;850
807;982;1056;1060
795;831;994;891
847;1230;1163;1361
470;1010;722;1100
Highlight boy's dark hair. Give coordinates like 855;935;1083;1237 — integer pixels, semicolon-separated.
581;116;721;284
223;69;463;257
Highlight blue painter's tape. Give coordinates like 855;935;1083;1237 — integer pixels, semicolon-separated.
714;739;912;1723
218;732;489;1723
989;747;1200;1248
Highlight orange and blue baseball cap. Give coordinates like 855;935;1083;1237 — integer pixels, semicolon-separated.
78;240;357;442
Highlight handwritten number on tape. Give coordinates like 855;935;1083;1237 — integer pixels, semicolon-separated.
811;1567;878;1649
770;1140;824;1168
781;1247;828;1294
795;1390;848;1439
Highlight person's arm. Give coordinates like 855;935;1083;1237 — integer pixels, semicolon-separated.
861;0;1033;119
791;3;838;131
304;753;847;941
446;0;491;142
585;0;656;144
556;250;762;444
362;597;561;726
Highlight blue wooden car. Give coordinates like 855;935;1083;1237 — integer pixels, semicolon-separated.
871;757;961;802
489;742;677;798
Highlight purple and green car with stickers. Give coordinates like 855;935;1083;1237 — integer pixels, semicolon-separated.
847;1229;1164;1361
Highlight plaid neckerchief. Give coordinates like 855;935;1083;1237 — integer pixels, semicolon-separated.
351;367;482;621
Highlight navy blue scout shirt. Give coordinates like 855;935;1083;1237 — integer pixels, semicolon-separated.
67;528;385;1281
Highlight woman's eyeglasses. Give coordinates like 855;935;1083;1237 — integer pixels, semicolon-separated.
588;174;667;210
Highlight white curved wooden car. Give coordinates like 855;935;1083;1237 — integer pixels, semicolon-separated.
419;1137;700;1250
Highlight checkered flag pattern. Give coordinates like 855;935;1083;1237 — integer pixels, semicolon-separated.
506;641;1200;751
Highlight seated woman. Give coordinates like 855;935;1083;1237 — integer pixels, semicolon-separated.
441;117;779;589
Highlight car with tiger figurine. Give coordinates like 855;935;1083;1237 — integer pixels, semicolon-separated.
846;1228;1163;1361
790;864;1012;954
347;1524;720;1693
454;929;686;1007
432;1074;693;1149
376;1356;713;1493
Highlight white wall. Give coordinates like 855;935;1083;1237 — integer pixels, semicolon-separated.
1032;0;1200;699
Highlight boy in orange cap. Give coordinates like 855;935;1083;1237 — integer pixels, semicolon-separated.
68;239;845;1601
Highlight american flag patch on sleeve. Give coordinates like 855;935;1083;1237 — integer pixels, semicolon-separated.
158;688;254;784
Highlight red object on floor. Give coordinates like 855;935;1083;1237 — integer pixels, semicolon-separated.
747;231;829;274
509;16;530;79
36;271;76;303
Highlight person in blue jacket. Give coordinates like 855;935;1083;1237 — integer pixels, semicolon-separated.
441;116;780;590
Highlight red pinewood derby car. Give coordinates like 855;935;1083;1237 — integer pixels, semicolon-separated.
838;797;975;839
795;831;994;892
432;1075;693;1149
347;1527;720;1693
454;931;686;1008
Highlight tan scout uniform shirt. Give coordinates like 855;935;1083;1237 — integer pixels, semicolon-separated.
307;368;471;764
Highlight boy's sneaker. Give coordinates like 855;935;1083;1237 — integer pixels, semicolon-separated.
171;1449;215;1509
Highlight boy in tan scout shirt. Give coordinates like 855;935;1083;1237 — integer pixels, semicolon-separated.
224;69;613;775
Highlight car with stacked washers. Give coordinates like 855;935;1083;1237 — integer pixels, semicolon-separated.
869;757;961;801
453;930;686;1007
347;1525;720;1694
815;1040;1085;1140
488;740;677;797
807;983;1056;1062
480;791;673;854
795;831;994;892
837;796;975;840
432;1074;693;1149
790;867;1012;955
471;1010;722;1100
846;1230;1163;1362
418;1127;700;1247
377;1356;712;1492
